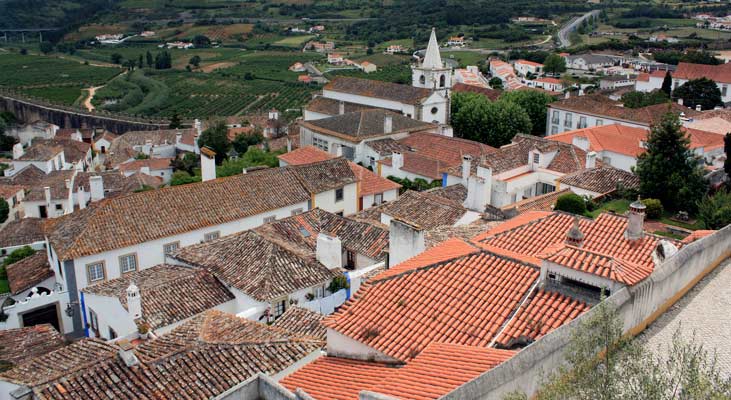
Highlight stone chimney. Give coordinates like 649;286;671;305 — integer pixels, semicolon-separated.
77;187;86;210
117;339;140;367
286;137;292;153
384;114;393;134
461;155;472;184
572;135;590;151
126;281;142;320
565;216;584;247
316;233;342;270
464;166;492;212
624;196;646;241
338;101;345;115
695;104;702;112
585;151;597;169
388;218;425;268
391;151;403;171
201;146;217;182
90;175;104;202
677;98;683;106
12;143;23;160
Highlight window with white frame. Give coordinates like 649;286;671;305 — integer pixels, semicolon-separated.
535;182;556;196
312;136;329;152
273;299;286;317
564;113;573;128
551;110;559;124
374;193;383;205
89;308;99;332
578;116;587;129
551;126;558;135
263;215;276;223
335;187;344;202
163;241;180;255
532;153;540;164
314;286;325;299
204;231;220;242
87;262;105;283
119;254;137;274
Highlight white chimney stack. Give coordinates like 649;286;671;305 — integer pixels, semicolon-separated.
286;137;292;153
695;104;702;111
464;166;492;212
388;218;425;268
586;151;597;169
12;143;23;160
338;101;345;115
624;196;646;241
126;281;142;320
462;155;472;184
316;233;342;270
201;146;217;182
77;187;86;210
384;114;393;134
90;175;104;202
43;186;52;210
194;119;202;135
175;131;182;144
677;98;683;106
391;151;403;171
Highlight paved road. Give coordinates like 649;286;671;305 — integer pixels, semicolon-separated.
557;10;600;48
639;258;731;377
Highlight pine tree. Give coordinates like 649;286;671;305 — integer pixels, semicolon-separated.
724;133;731;179
138;54;144;69
634;111;706;212
169;113;182;129
146;51;153;68
661;71;672;97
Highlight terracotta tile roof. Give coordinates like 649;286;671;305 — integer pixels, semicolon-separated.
0;184;23;200
501;188;571;213
686;116;731;135
364;138;412;156
548;124;649;157
494;289;589;347
278;146;337;165
380;151;445;180
549;95;699;126
425;184;468;204
0;325;64;369
24;170;75;201
674;62;731;84
74;170;163;198
16;139;63;161
272;306;327;341
81;264;234;330
8;310;321;399
305;96;378;116
371;343;516;400
324;77;433;105
685;127;725;151
516;59;543;67
117;157;173;172
349;162;401;196
558;166;640;194
0;218;45;248
5;252;54;295
106;128;196;166
355;190;471;230
47;158;354;261
681;229;715;243
374;237;480;280
543;244;654;285
281;357;395;400
300;110;437;143
536;77;563;84
0;165;44;189
170;229;339;302
451;83;502;101
471;211;552;242
424;219;500;249
323;250;539;362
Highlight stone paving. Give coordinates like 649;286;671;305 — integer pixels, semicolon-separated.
639;258;731;376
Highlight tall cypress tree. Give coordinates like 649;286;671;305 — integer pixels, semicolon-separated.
724;133;731;179
634;111;706;212
661;71;672;97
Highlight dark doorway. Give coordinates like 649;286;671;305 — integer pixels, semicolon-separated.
39;205;47;218
21;303;60;332
346;250;356;270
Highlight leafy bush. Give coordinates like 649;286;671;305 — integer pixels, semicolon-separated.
328;275;349;294
0;246;36;280
697;190;731;229
641;198;663;219
170;171;201;186
555;193;587;215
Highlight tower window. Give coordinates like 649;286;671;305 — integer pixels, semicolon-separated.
439;75;446;87
419;75;426;85
431;107;438;114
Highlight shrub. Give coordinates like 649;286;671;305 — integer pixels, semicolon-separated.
697;190;731;229
641;198;663;219
554;193;587;215
328;275;349;293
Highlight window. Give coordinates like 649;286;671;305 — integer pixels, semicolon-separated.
119;253;137;274
273;299;286;317
602;156;612;164
551;126;558;135
578;116;587;129
595;119;603;126
86;262;105;283
551;110;559;124
419;75;426;85
204;231;220;242
314;286;325;299
535;182;556;196
263;215;276;223
439;75;446;87
291;208;303;216
564;113;573;128
312;136;329;152
109;327;118;340
374;193;383;206
532;153;540;164
336;211;344;217
88;308;99;332
55;204;63;211
335;187;344;202
163;241;180;255
431;107;438;115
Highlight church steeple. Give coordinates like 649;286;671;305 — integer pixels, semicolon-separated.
422;28;443;69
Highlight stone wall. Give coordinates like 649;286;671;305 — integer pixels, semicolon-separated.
437;225;731;400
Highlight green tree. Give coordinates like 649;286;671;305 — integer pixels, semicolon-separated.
673;78;723;111
660;71;672;97
543;54;566;74
500;90;556;135
170;171;201;186
620;90;668;109
192;35;211;47
1;246;35;269
138;54;144;69
697;189;731;229
39;41;53;54
0;198;8;224
168;113;183;129
217;147;280;177
197;121;230;164
451;96;532;147
451;92;485;119
189;55;201;68
232;132;264;155
146;51;153;68
171;152;199;175
724;133;731;179
111;53;123;64
489;77;503;90
554;193;587;215
634;112;706;212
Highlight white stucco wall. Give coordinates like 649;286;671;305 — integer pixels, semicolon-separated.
321;90;417;119
313;182;358;216
546;106;648;136
326;328;400;363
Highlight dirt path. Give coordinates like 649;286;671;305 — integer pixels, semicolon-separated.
83;85;103;111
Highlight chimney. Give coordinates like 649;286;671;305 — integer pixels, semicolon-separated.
585;151;597;168
194;119;202;135
572;135;590;151
391;151;403;171
269;109;279;121
677;98;683;106
200;146;217;182
175;131;182;144
464;166;492;212
43;186;52;209
77;187;86;210
388;218;425;268
117;340;140;367
695;104;702;112
126;281;142;320
12;143;23;160
564;91;571;99
384;114;393;134
316;233;342;269
65;179;71;190
565;216;584;247
624;196;646;241
286;137;292;153
338;101;345;115
90;175;104;202
461;155;472;184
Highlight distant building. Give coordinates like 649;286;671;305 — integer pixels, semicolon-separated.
446;36;465;46
514;59;543;76
564;54;616;71
672;62;731;105
599;74;636;90
385;44;407;54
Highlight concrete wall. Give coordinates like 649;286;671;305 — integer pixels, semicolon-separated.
437;225;731;400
